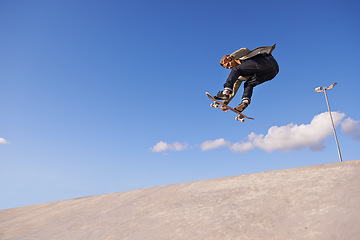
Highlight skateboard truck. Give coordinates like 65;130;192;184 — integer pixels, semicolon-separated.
210;102;220;108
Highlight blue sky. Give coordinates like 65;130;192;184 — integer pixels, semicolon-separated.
1;0;359;209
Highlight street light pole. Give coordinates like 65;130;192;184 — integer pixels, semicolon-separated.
315;83;343;162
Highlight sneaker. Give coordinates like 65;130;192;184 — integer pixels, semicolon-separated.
214;88;232;100
215;91;229;100
223;87;233;95
235;99;250;112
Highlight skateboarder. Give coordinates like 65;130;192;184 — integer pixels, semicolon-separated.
215;44;279;112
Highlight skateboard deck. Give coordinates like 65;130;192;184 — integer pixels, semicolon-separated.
205;92;254;122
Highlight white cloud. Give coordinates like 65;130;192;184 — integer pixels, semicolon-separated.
341;117;360;141
201;138;230;151
200;112;346;153
151;112;358;154
150;141;188;153
245;112;345;152
230;141;254;153
0;138;8;144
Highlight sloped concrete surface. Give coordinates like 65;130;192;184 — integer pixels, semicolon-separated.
1;160;360;240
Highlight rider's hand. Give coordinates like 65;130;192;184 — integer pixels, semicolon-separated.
221;56;232;65
220;55;233;66
225;56;233;63
221;105;228;112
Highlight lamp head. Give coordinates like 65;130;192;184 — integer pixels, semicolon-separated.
315;87;323;93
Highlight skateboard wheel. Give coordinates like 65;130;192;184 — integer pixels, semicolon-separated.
215;104;219;108
210;103;214;108
235;116;245;122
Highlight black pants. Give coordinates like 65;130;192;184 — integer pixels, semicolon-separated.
224;54;279;101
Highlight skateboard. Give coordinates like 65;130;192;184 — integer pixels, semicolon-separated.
205;92;254;122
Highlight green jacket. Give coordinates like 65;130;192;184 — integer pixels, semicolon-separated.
230;44;276;62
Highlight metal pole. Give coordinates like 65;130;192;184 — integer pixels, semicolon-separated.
323;90;343;162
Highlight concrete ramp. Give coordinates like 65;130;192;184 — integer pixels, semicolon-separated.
1;160;360;240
